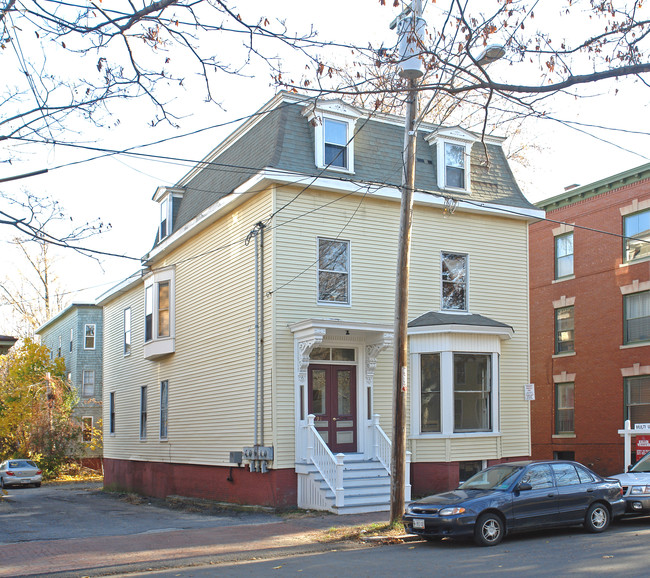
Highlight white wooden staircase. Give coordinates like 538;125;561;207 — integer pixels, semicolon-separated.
296;414;411;514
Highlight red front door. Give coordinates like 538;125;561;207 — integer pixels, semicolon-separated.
308;364;357;453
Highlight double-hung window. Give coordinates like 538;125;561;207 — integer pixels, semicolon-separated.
160;380;168;440
84;324;96;350
140;386;147;440
143;268;175;359
555;382;575;434
441;252;467;311
81;417;93;443
454;354;491;432
109;392;116;435
318;238;350;305
124;308;131;356
555;306;575;353
444;143;466;189
58;336;62;358
625;376;650;425
624;208;650;262
69;328;73;352
420;353;441;433
82;370;95;397
160;196;170;240
324;118;348;169
555;233;574;278
624;291;650;344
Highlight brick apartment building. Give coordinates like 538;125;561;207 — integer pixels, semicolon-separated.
530;162;650;476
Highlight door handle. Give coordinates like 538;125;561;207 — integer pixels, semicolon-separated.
332;418;338;421
547;494;555;498
587;488;594;493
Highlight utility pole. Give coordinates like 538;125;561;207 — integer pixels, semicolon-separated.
389;0;424;525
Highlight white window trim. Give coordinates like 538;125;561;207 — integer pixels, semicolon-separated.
302;101;361;174
84;324;96;350
411;346;501;438
160;196;171;240
123;307;131;357
143;267;176;360
140;386;147;441
160;380;169;441
316;237;351;307
81;416;93;443
426;127;477;193
440;251;469;312
82;369;95;397
109;391;116;436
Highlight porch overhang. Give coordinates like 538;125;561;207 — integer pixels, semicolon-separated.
289;318;393;384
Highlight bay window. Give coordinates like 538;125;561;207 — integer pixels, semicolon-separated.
143;267;175;359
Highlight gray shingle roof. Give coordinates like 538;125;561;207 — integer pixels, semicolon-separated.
165;94;536;241
408;311;513;331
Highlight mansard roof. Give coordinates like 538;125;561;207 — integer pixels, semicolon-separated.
157;91;536;245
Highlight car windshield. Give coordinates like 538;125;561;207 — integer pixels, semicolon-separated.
8;460;36;468
461;465;523;491
630;454;650;473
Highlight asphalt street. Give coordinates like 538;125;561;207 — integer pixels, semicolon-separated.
109;517;650;578
2;482;650;577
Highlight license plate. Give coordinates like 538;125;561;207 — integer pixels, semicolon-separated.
413;518;425;529
20;478;32;483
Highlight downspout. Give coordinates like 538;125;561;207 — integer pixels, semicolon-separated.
254;226;259;457
259;223;265;447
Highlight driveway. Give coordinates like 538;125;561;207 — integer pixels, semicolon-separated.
0;481;282;544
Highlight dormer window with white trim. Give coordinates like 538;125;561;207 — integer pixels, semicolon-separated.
302;100;362;174
426;127;477;193
152;186;185;243
160;196;170;240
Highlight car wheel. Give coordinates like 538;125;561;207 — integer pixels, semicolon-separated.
585;503;610;533
0;477;4;489
474;513;504;546
34;482;41;488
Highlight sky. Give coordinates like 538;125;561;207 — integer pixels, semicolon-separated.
1;0;649;334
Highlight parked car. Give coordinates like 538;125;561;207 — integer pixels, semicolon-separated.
403;460;625;546
0;459;43;488
610;452;650;514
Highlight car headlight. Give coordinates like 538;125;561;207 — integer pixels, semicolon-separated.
439;507;466;516
630;485;650;495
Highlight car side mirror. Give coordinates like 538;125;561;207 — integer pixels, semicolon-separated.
517;482;533;492
627;464;633;472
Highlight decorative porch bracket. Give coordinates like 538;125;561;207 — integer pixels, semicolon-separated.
297;328;327;384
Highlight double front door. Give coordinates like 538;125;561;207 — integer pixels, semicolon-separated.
308;364;357;453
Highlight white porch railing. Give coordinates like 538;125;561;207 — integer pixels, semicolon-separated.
305;415;344;507
302;413;411;509
370;414;412;501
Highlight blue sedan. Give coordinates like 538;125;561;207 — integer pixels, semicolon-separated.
403;460;625;546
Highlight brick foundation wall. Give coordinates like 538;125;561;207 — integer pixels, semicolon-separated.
103;459;297;508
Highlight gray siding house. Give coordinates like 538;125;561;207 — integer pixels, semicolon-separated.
37;303;103;463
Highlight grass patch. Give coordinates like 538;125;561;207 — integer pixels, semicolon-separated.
317;521;406;543
50;462;103;483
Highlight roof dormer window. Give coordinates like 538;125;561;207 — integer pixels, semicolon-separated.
160;196;170;240
426;127;477;193
152;186;185;244
302;100;361;174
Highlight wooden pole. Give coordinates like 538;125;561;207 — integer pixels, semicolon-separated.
389;74;419;524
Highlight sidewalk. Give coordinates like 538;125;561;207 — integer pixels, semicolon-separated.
0;511;391;577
